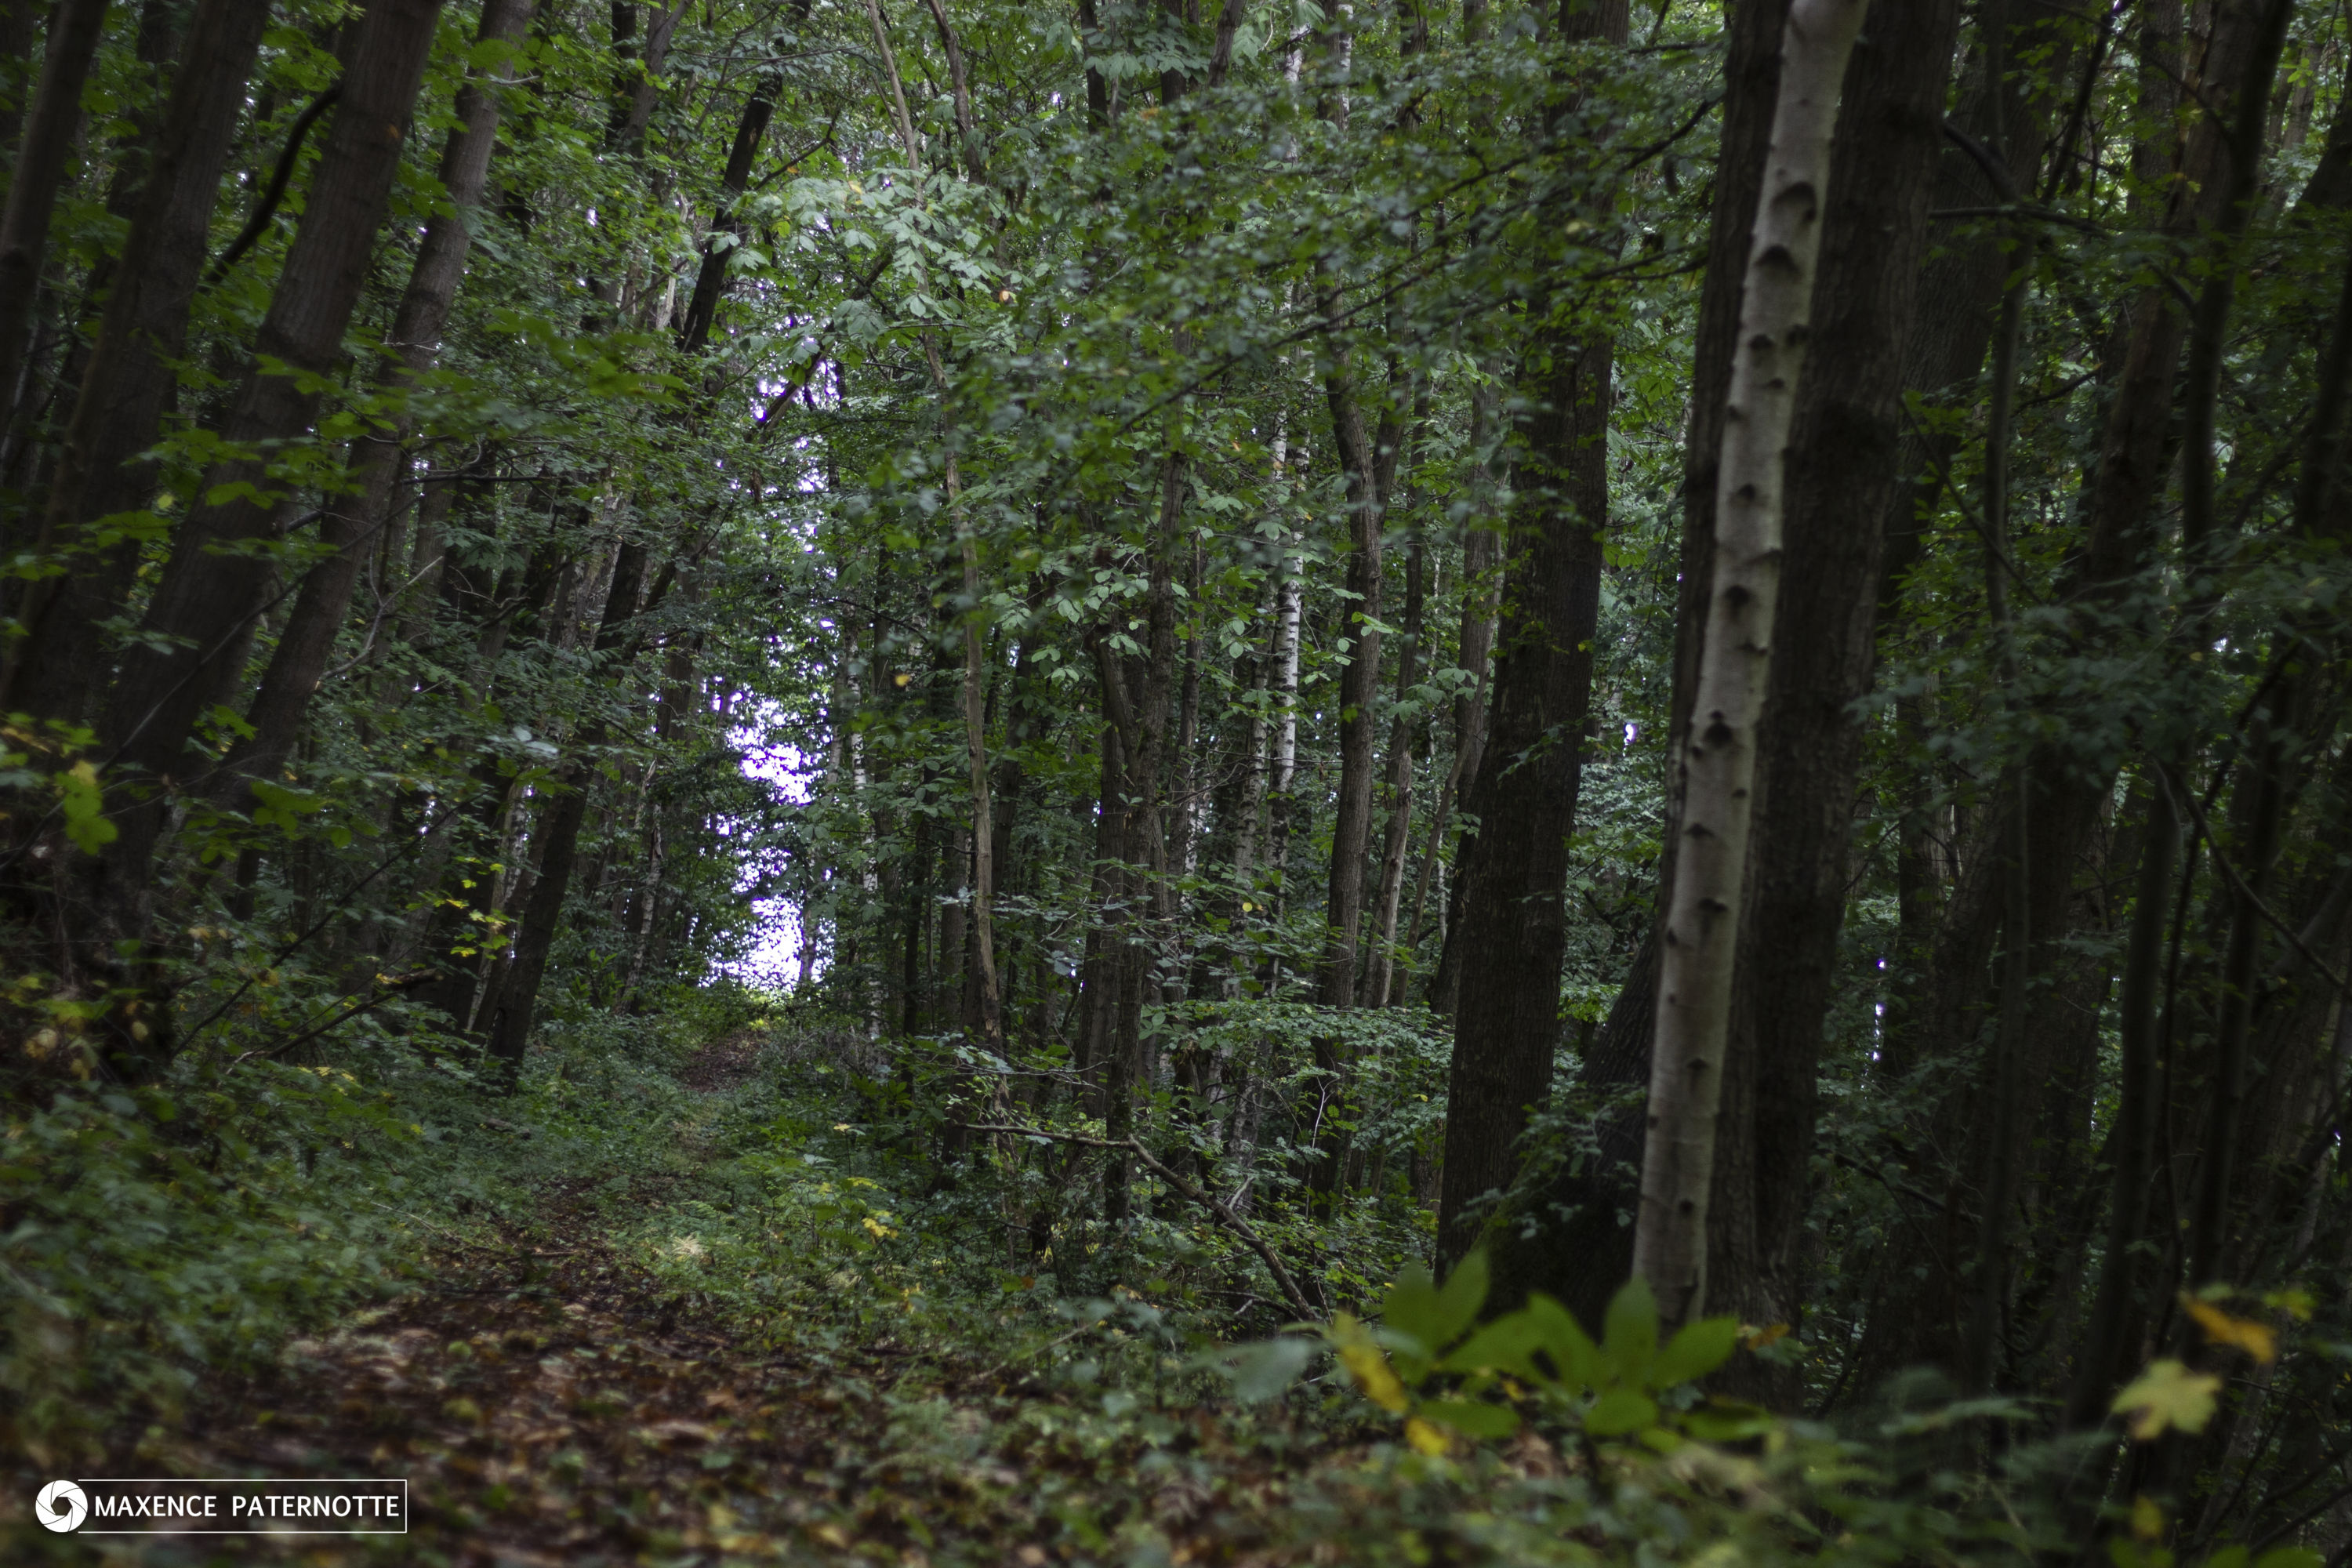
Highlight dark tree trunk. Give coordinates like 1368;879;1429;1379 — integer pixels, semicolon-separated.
483;541;650;1076
3;0;273;727
26;0;448;1076
1481;0;1784;1324
1364;524;1423;1007
0;0;111;428
94;0;452;897
1305;336;1391;1216
1434;318;1614;1264
1316;354;1383;1016
1419;397;1500;1013
214;0;537;808
2065;778;2178;1428
0;0;38;157
677;70;781;356
1704;0;1962;1392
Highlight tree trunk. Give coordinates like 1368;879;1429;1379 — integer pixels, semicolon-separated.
212;0;536;808
3;0;273;727
1364;526;1423;1007
1305;332;1389;1215
677;70;780;356
1316;353;1383;1017
0;0;111;429
1634;0;1871;1330
0;0;38;158
1704;0;1960;1382
93;0;451;902
1481;0;1787;1329
1417;393;1500;1010
2065;776;2178;1428
483;540;649;1077
1433;169;1621;1261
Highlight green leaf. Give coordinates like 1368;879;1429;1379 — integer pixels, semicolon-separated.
1524;1293;1601;1391
1436;1310;1544;1380
1601;1276;1660;1385
1680;1401;1774;1443
1382;1261;1444;1357
1417;1399;1519;1439
2111;1359;2223;1440
1431;1250;1489;1349
1652;1315;1740;1389
1583;1387;1659;1437
2252;1550;2323;1568
1203;1337;1317;1403
56;760;117;853
1385;1250;1485;1359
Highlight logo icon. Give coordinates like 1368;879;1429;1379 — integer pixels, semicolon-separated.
37;1479;87;1532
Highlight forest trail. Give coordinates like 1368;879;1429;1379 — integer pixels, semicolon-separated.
167;1038;956;1566
140;1036;1277;1567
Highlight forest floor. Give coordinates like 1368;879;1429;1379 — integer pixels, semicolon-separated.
27;1031;1331;1568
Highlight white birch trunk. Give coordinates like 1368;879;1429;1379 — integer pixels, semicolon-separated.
1632;0;1870;1328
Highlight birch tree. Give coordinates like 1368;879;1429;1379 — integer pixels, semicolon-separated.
1632;0;1870;1327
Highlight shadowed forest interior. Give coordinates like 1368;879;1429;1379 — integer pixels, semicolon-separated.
4;0;2352;1562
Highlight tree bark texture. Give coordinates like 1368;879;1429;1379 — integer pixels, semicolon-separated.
1704;0;1959;1376
93;0;451;898
1634;0;1870;1330
4;0;273;726
0;0;111;427
1434;320;1613;1264
215;0;537;808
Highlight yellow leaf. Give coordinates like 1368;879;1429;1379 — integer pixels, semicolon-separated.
1740;1322;1791;1351
1333;1314;1409;1414
2263;1287;2315;1323
1404;1417;1450;1456
2130;1495;2164;1541
2111;1359;2222;1440
2183;1295;2277;1364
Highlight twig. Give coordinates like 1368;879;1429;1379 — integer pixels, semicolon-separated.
1900;406;2049;604
227;969;438;1067
178;797;468;1050
956;1122;1319;1319
206;85;344;285
2157;760;2352;1004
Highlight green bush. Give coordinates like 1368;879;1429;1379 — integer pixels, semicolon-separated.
0;1065;413;1467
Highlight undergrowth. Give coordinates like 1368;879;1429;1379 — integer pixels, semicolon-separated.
1;994;2305;1566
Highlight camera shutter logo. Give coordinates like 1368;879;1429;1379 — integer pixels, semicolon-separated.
37;1479;88;1532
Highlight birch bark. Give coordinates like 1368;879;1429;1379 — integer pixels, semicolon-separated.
1633;0;1869;1327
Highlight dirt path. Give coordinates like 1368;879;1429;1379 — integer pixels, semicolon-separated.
172;1232;913;1564
167;1036;940;1564
20;1037;1301;1565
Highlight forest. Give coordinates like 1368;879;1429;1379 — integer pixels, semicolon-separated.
3;0;2352;1560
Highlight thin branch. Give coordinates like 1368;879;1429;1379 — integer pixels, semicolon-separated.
2158;759;2352;1005
956;1121;1319;1318
1900;406;2051;604
206;84;344;286
228;969;439;1066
